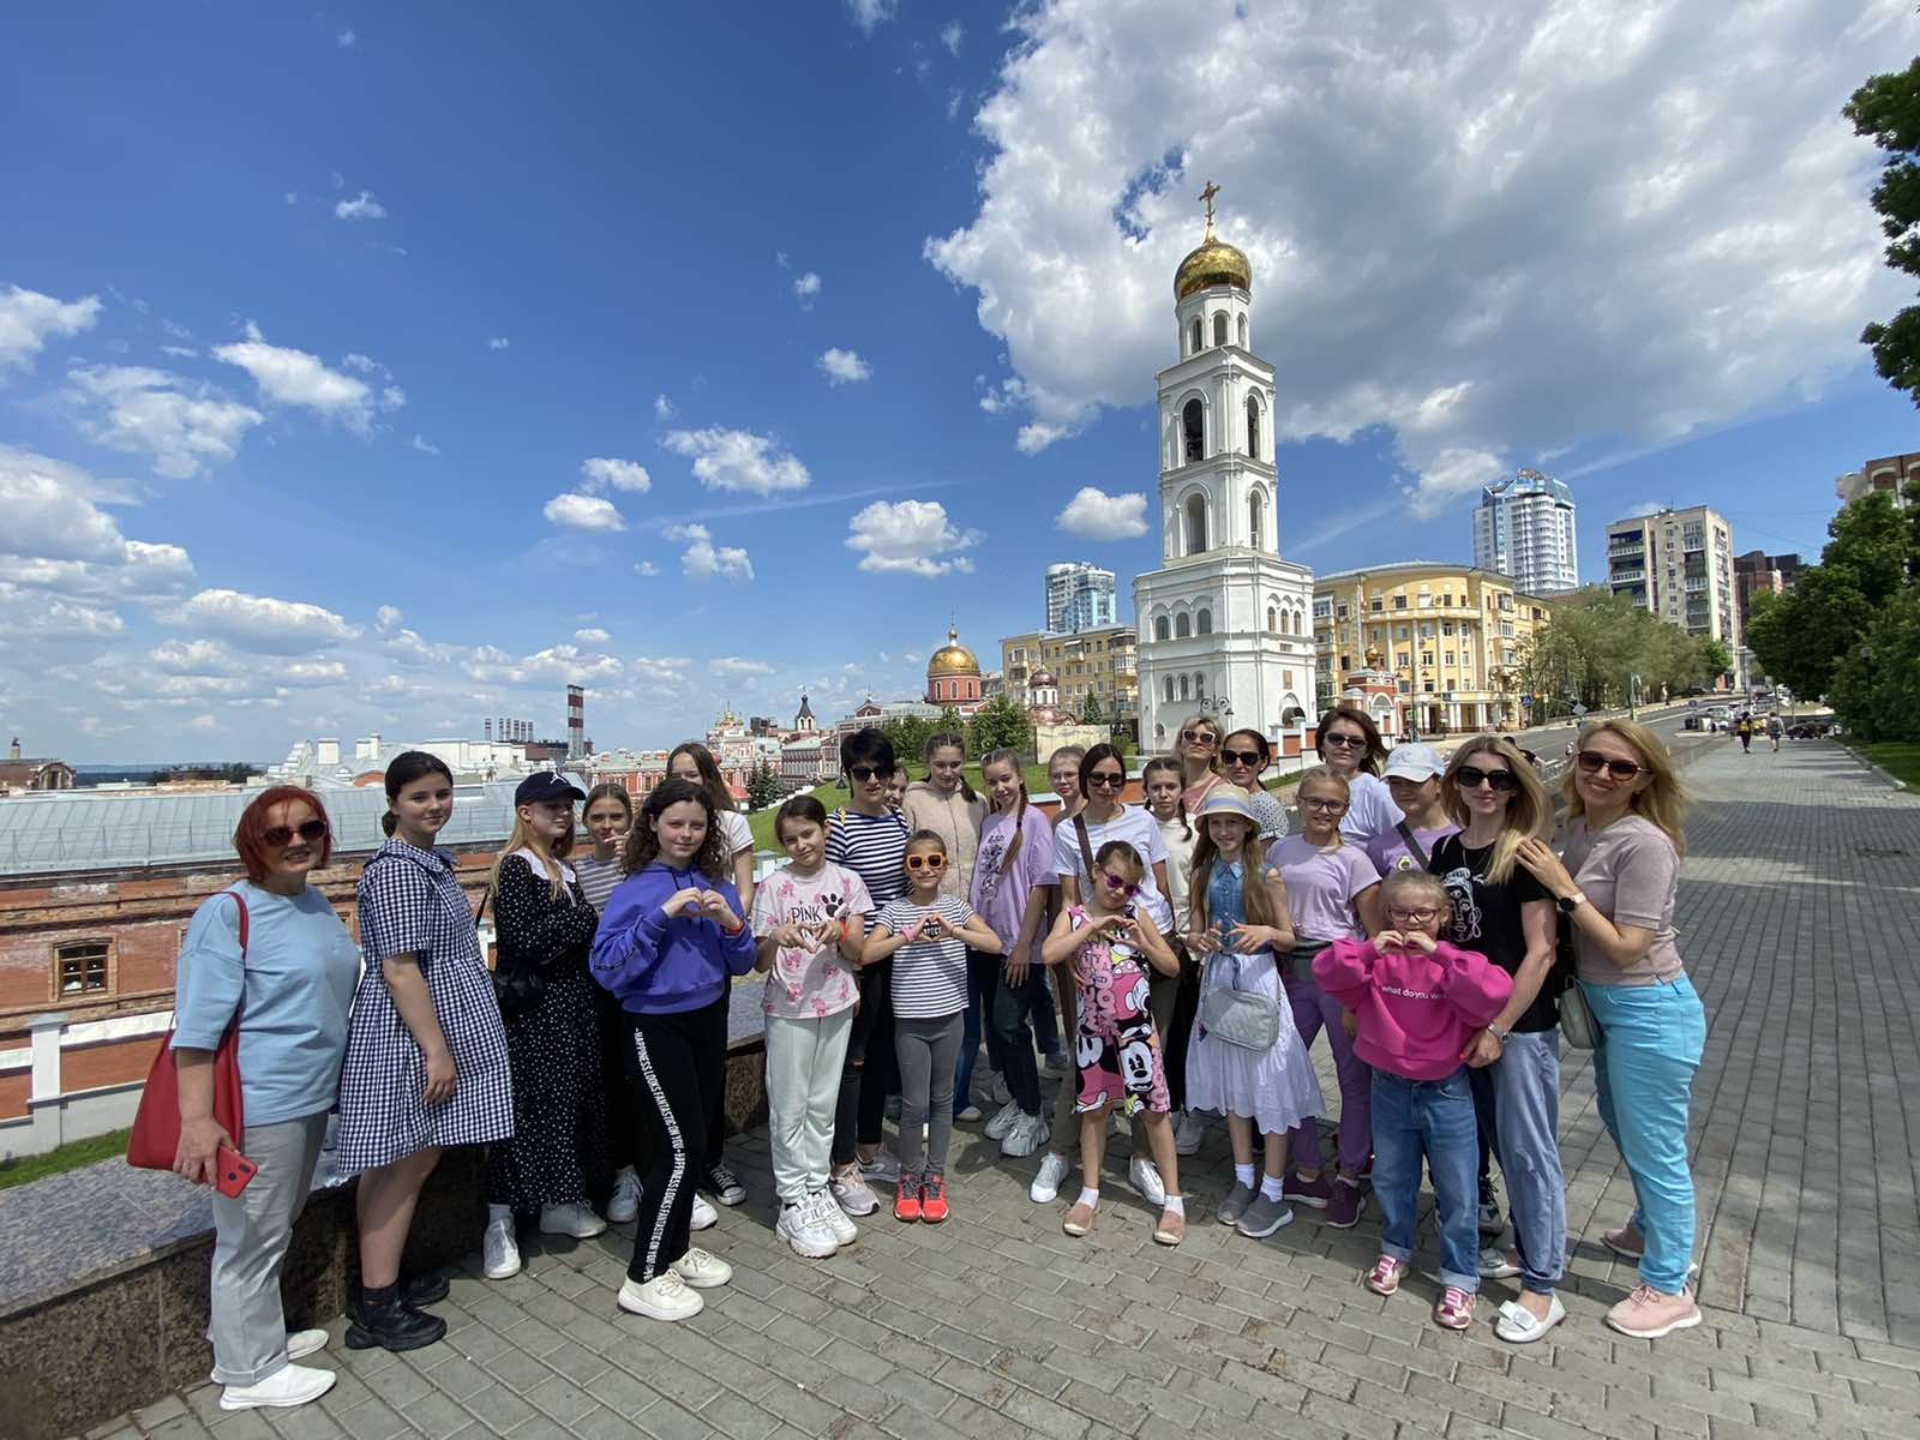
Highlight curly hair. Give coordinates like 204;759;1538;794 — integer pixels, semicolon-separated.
623;777;733;880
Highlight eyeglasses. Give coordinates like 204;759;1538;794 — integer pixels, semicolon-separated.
848;765;883;781
1387;907;1441;925
905;854;947;871
1577;751;1645;780
1302;798;1347;813
1180;729;1218;746
1455;765;1518;793
1323;733;1367;750
264;819;328;848
1101;873;1141;897
1086;772;1125;789
1221;748;1265;767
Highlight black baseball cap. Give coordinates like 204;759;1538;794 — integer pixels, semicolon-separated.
515;772;586;807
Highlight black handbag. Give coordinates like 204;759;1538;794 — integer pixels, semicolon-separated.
478;887;546;1018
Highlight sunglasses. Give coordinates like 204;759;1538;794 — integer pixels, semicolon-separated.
1455;765;1518;793
1221;748;1265;767
1180;729;1218;745
1086;772;1126;789
1577;751;1645;780
264;819;328;848
1100;872;1141;897
1387;907;1441;926
848;765;884;781
1302;797;1347;813
1322;733;1367;750
905;853;947;871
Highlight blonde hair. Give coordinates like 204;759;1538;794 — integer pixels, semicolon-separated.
1294;765;1350;850
1188;788;1281;935
1439;735;1551;885
1560;719;1688;854
1380;871;1451;937
489;810;574;903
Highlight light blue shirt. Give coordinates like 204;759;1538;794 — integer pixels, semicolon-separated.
174;882;361;1126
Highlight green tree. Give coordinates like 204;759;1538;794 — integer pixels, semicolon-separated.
1846;60;1920;405
745;759;781;811
880;715;937;768
1831;589;1920;742
1080;691;1105;725
966;693;1033;760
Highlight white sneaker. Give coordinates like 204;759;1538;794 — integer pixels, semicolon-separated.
1030;1151;1072;1204
538;1203;608;1239
1174;1109;1207;1157
1130;1155;1167;1207
984;1099;1023;1140
618;1270;703;1322
482;1216;522;1280
671;1246;733;1288
607;1168;641;1224
831;1167;879;1217
220;1363;337;1411
286;1329;328;1362
1001;1112;1048;1159
778;1200;840;1259
986;1071;1013;1106
812;1188;858;1246
691;1193;718;1231
956;1103;985;1122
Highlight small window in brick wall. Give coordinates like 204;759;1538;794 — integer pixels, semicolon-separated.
57;940;110;995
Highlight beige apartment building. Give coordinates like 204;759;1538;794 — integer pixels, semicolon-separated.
1604;506;1741;684
1001;624;1138;724
1312;563;1554;735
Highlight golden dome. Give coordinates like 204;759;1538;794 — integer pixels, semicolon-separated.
927;623;981;678
1175;237;1252;300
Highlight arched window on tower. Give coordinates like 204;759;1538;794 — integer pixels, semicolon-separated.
1238;314;1248;348
1213;312;1228;347
1196;608;1213;636
1292;610;1304;636
1164;675;1175;703
1246;396;1261;461
1175;612;1191;639
1267;606;1277;633
1182;399;1204;463
1185;493;1208;554
1189;318;1202;356
1249;489;1265;551
1153;614;1170;642
1179;674;1191;701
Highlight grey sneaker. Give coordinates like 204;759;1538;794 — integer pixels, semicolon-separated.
1236;1192;1295;1238
1217;1180;1256;1226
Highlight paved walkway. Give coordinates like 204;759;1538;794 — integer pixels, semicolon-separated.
95;737;1920;1440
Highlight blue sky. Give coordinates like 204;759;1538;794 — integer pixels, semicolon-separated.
2;1;1916;763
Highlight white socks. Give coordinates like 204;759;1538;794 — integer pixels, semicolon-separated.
1259;1174;1285;1201
1076;1187;1101;1210
488;1203;512;1224
1235;1163;1256;1188
1164;1195;1186;1216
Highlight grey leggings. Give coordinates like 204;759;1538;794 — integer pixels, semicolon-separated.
895;1013;963;1179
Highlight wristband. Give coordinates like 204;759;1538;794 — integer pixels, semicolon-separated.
721;919;745;936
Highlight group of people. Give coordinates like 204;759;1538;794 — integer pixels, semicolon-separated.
169;707;1706;1415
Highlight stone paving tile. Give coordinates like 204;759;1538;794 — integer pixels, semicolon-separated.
84;739;1920;1437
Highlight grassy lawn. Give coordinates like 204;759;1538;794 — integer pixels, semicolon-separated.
1859;742;1920;788
0;1128;130;1191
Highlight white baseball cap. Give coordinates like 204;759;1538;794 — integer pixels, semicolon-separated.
1382;743;1444;782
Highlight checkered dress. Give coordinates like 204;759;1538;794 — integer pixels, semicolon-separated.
335;839;514;1173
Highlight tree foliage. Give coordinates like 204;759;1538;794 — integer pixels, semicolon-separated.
1514;588;1731;714
745;758;782;811
1080;691;1105;725
966;693;1034;760
1848;60;1920;405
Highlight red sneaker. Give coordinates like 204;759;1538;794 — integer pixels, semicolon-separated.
920;1175;949;1224
894;1176;923;1222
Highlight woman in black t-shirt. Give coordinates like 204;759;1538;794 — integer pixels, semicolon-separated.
1430;736;1567;1343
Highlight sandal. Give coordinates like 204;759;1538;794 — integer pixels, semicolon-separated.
1495;1295;1566;1344
1062;1200;1097;1237
1153;1208;1186;1246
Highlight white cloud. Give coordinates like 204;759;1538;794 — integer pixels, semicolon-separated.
375;605;404;631
652;393;676;420
283;191;300;206
411;434;441;455
0;585;126;643
633;655;693;682
1016;421;1072;455
467;643;626;686
380;384;405;409
0;445;139;562
342;352;381;374
159;344;197;359
941;21;964;55
333;190;386;221
662;427;810;495
1624;499;1670;518
818;348;873;385
1056;486;1149;540
543;493;626;531
664;522;753;580
177;587;356;654
845;499;981;577
634;560;660;577
794;271;823;304
337;29;357;47
575;626;612;644
0;285;102;373
212;323;385;432
926;0;1912;515
709;656;774;677
65;365;263;478
847;0;897;34
580;456;652;494
489;336;511;350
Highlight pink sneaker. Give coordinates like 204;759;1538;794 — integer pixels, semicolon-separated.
1324;1177;1364;1229
1602;1219;1645;1261
1283;1172;1333;1208
1364;1254;1406;1297
1434;1287;1476;1331
1605;1283;1701;1339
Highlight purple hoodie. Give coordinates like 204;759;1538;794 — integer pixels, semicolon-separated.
590;863;757;1015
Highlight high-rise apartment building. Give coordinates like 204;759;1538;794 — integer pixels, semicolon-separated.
1472;469;1579;595
1836;453;1918;510
1605;506;1741;682
1732;550;1801;636
1045;562;1118;634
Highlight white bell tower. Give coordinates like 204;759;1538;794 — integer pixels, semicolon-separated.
1134;182;1317;751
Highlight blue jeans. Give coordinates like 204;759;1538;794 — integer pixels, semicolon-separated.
990;964;1049;1116
1470;1030;1567;1295
1584;976;1705;1294
1372;1067;1480;1292
955;950;1006;1110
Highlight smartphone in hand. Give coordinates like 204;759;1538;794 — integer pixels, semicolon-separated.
215;1143;258;1198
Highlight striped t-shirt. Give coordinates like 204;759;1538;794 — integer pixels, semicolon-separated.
573;854;624;914
825;807;911;920
875;896;975;1019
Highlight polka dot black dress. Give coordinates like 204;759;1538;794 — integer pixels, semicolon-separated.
486;853;614;1213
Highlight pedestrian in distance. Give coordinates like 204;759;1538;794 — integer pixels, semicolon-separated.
751;796;870;1259
590;777;756;1322
1766;712;1783;752
1043;839;1187;1245
862;831;1003;1224
1315;871;1513;1331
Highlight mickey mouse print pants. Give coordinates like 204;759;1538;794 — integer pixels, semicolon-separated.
1074;960;1170;1115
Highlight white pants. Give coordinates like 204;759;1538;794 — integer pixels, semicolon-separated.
208;1112;328;1385
765;1010;854;1204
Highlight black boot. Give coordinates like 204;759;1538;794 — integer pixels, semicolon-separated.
346;1283;446;1352
401;1272;449;1307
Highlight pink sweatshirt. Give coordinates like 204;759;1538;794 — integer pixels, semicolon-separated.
1313;938;1514;1082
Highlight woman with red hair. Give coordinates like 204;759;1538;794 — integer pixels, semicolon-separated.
173;786;361;1413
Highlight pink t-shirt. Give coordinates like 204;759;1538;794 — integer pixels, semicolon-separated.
1267;834;1381;944
969;805;1059;966
750;861;873;1020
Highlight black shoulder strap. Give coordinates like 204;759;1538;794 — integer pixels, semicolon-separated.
1394;820;1430;872
1074;815;1096;878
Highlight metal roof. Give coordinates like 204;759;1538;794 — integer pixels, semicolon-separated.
0;776;584;878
